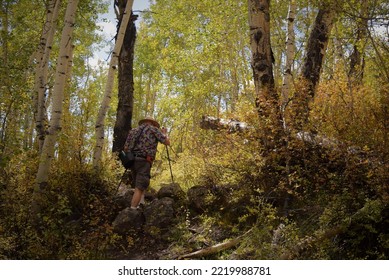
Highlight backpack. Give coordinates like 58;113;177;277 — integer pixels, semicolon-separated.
119;150;135;169
118;126;145;169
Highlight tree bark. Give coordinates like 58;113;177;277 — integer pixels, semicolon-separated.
112;0;138;154
33;0;79;221
301;8;335;98
93;0;134;169
34;0;61;153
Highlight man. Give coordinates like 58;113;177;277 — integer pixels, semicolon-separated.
123;116;170;210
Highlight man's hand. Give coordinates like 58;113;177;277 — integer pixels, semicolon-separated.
161;127;170;146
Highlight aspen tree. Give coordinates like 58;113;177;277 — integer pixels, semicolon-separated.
58;43;75;164
291;6;336;131
93;0;134;169
281;0;296;117
34;0;61;152
33;0;80;218
248;0;283;149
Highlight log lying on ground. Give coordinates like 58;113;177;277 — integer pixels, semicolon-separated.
178;228;253;259
200;115;370;155
200;116;251;133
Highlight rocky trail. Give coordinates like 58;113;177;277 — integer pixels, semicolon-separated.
108;182;251;260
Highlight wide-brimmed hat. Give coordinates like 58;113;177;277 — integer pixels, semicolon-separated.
138;116;160;128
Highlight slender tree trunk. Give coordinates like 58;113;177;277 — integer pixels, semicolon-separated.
281;0;296;117
112;0;137;154
149;79;156;116
248;0;283;149
230;64;239;113
302;9;335;98
348;0;368;85
0;3;10;148
58;43;75;164
248;0;274;97
291;7;336;131
34;0;61;152
280;0;296;215
33;0;79;221
93;0;134;169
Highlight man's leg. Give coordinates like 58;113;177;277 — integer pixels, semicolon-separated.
139;193;145;205
131;159;150;209
131;187;145;209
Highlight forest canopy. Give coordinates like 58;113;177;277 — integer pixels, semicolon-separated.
0;0;388;260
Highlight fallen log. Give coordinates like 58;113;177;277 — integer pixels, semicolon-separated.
200;115;251;133
200;115;372;156
178;228;253;259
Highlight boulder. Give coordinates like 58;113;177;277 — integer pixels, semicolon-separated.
157;183;185;201
112;207;145;234
113;187;157;211
145;188;158;202
187;185;215;213
143;197;176;231
187;185;249;220
113;188;133;210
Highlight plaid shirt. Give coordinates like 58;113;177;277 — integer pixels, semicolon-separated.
124;123;167;159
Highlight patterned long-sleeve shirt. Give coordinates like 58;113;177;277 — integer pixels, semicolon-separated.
124;123;167;159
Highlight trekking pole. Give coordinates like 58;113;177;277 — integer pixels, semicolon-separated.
115;168;128;195
166;145;174;184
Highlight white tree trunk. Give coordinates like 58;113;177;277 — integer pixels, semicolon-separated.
281;0;296;113
34;0;61;152
93;0;134;170
58;43;75;162
248;0;274;96
35;0;79;190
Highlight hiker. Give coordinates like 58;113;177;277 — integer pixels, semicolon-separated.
123;116;170;210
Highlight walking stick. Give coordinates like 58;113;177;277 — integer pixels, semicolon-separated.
166;145;174;184
115;168;128;195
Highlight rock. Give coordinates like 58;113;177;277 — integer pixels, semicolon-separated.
113;187;157;211
145;188;158;202
113;188;133;210
112;207;145;234
187;185;214;213
157;183;185;201
143;197;176;230
187;185;250;221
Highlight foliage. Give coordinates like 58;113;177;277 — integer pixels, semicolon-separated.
1;0;388;260
0;155;122;259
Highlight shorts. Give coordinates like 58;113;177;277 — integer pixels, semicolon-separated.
131;158;151;191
